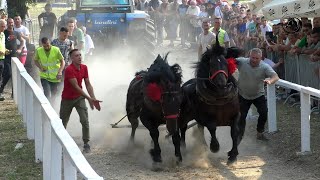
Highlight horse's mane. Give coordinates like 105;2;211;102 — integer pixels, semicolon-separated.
195;34;226;78
143;53;182;84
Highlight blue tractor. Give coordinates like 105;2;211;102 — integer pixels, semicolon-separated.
59;0;156;58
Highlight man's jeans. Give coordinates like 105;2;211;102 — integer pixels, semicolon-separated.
40;78;59;104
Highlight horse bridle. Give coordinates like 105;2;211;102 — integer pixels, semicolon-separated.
208;57;229;87
160;90;180;119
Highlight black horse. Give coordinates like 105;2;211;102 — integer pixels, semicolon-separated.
126;53;183;163
179;40;244;165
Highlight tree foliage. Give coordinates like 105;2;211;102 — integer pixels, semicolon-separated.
7;0;36;20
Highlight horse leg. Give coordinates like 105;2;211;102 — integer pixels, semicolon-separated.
172;131;182;162
128;114;139;142
206;123;219;153
149;128;162;163
180;125;187;148
197;124;208;147
227;112;241;165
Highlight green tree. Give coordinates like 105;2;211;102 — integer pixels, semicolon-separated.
7;0;36;20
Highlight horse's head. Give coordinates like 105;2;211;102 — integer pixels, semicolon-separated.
199;35;229;88
144;54;183;134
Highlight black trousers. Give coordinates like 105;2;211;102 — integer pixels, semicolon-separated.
0;58;12;93
239;95;268;133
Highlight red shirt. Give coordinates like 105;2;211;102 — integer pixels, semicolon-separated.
62;63;88;100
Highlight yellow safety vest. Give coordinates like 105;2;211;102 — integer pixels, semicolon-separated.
36;46;61;82
0;32;5;60
209;27;226;47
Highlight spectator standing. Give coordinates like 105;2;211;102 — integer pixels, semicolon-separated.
237;16;246;47
157;0;170;46
229;16;238;46
52;27;74;66
259;17;272;41
34;37;65;104
136;0;149;11
236;48;279;141
0;19;7;101
38;3;57;42
80;26;95;58
167;0;179;47
0;18;25;100
214;0;224;19
60;49;101;153
73;19;86;59
178;0;189;48
210;17;230;47
13;15;29;65
148;0;160;44
67;19;78;47
313;17;320;29
186;1;200;48
198;21;215;59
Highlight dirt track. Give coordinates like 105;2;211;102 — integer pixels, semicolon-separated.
64;41;320;180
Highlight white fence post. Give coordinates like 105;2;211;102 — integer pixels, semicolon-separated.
11;60;18;104
34;100;43;163
63;151;77;179
42;112;52;179
300;88;311;153
17;73;22;114
267;84;277;132
51;132;62;180
26;85;35;139
21;78;27;126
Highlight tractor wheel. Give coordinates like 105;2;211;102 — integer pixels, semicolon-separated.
128;19;156;60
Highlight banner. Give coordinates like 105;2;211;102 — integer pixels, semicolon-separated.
248;0;273;13
262;0;320;20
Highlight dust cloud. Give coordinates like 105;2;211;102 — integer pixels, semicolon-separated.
61;45;242;170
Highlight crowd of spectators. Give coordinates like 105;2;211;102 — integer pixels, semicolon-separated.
134;0;320;78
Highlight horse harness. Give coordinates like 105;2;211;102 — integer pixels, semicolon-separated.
196;81;238;106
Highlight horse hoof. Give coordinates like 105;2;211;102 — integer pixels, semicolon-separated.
180;142;186;149
210;139;220;153
149;149;162;163
176;155;182;164
227;157;237;166
151;162;163;171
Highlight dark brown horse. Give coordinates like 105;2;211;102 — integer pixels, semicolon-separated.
126;54;183;163
179;41;244;165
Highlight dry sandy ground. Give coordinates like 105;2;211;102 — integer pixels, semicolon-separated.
62;42;320;180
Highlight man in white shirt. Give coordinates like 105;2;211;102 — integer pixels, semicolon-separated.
186;1;200;48
81;26;94;58
260;17;272;41
198;21;215;59
14;15;30;64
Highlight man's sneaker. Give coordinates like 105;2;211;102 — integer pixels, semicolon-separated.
0;94;5;101
257;132;269;141
83;144;91;153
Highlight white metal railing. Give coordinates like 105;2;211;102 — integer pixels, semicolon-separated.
267;79;320;154
11;57;103;180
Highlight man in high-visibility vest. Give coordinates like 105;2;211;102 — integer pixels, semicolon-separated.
34;37;65;104
209;17;230;48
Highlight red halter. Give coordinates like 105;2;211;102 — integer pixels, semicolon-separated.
209;70;228;80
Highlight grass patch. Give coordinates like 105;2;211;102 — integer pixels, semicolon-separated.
0;100;42;180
